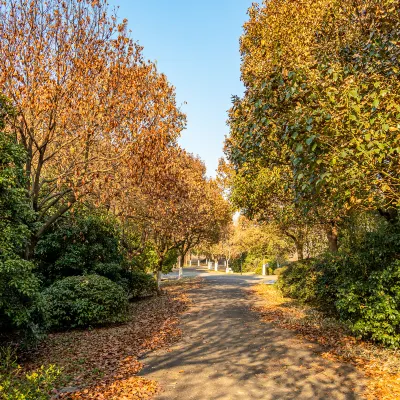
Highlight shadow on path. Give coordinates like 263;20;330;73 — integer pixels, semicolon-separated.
139;271;366;400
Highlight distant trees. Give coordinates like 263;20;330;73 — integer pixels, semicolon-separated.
114;148;231;285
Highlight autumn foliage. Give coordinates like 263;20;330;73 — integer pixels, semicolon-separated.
0;0;185;258
0;1;229;397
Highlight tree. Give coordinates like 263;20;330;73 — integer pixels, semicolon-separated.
0;95;39;339
0;0;185;258
225;0;400;254
114;148;231;286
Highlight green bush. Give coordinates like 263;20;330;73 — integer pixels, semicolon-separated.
0;347;60;400
35;207;123;285
0;97;40;343
41;275;128;330
277;261;317;303
0;259;42;342
274;266;287;276
277;221;400;347
336;261;400;348
125;271;158;300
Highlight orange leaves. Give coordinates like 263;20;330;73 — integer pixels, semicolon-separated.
251;283;400;400
112;146;230;265
0;0;185;234
25;281;199;399
70;377;159;400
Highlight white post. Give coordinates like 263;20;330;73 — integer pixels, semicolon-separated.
208;261;212;270
198;258;200;267
214;260;218;272
178;267;183;279
262;264;266;276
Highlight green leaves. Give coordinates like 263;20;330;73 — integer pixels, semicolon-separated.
41;275;128;330
306;135;316;146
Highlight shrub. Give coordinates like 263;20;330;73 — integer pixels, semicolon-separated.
336;261;400;348
276;261;317;303
277;221;400;347
0;98;40;343
91;262;126;283
125;271;158;300
41;275;128;330
274;266;287;276
0;259;42;343
0;347;60;400
35;207;123;285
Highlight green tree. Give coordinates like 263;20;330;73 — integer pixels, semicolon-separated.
226;0;400;252
35;205;124;285
0;95;39;340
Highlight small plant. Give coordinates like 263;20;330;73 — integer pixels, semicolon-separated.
125;271;158;300
41;274;128;330
0;346;60;400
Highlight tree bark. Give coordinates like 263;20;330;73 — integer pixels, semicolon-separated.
24;234;38;260
284;231;304;261
295;241;304;261
326;223;339;253
156;270;162;288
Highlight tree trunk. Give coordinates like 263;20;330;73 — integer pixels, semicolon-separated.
326;223;339;253
156;270;162;289
155;258;164;293
25;234;38;260
284;231;304;261
295;241;304;261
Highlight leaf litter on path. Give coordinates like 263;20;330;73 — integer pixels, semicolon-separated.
251;283;400;400
24;278;202;399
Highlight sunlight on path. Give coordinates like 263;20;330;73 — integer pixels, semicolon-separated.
140;269;366;400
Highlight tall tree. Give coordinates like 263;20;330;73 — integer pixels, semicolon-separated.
0;0;185;258
225;0;400;253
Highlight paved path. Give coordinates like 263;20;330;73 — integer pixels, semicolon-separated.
140;268;366;400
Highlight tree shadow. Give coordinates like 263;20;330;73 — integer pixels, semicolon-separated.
139;276;366;400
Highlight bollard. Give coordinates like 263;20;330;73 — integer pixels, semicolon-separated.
178;267;183;279
214;261;218;272
208;261;213;270
262;264;266;276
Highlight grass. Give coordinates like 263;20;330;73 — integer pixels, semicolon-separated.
251;283;400;400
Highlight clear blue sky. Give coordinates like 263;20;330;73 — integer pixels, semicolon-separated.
108;0;255;177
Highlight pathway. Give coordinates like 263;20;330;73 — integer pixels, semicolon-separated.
139;268;366;399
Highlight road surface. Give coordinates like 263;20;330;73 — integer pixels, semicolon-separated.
140;268;366;400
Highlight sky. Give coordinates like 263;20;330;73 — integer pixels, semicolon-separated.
108;0;255;177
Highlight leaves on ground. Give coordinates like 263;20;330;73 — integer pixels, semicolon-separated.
23;279;202;399
251;284;400;400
